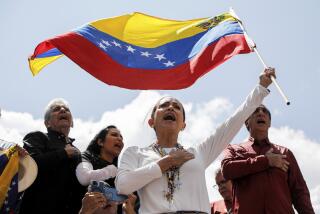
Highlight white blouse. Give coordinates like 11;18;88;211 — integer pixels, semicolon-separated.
76;161;117;186
116;85;269;214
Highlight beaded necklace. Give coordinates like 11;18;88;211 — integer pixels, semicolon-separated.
152;142;184;203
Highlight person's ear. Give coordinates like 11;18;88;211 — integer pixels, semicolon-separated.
97;139;104;147
148;118;154;128
181;123;186;131
245;120;250;131
44;120;50;128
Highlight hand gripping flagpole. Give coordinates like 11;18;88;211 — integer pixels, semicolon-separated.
230;8;290;105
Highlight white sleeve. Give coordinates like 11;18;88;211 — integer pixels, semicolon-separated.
116;146;162;195
76;161;117;186
196;84;269;168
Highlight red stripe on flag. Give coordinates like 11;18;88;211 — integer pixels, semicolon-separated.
49;32;251;89
29;41;57;60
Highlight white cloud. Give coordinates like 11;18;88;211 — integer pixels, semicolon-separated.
0;111;44;143
0;91;319;212
181;98;232;148
71;91;162;151
311;185;320;212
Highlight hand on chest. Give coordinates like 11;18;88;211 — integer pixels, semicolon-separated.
140;148;204;173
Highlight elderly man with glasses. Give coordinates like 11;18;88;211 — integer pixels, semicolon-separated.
20;98;82;214
211;168;234;214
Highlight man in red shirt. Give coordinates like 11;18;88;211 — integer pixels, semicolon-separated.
222;104;314;214
211;168;234;214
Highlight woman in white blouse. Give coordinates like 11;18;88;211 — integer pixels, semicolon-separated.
116;68;275;214
76;125;123;187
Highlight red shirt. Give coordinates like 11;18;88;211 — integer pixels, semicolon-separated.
211;200;234;214
221;138;314;214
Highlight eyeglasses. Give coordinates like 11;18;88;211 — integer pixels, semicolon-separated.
213;179;228;188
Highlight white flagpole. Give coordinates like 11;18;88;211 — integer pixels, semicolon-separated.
230;8;290;105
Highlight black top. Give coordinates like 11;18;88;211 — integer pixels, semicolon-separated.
81;150;125;213
81;150;140;214
20;129;82;214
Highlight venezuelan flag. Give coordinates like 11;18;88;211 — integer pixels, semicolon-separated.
0;146;19;214
29;11;252;89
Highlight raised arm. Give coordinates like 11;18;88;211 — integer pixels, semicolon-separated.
197;68;275;167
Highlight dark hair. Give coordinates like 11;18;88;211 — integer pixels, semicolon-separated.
151;97;186;122
86;125;118;156
215;168;222;178
245;104;271;131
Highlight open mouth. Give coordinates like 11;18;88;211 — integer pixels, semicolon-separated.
257;119;266;124
59;115;69;121
114;142;123;150
163;113;176;121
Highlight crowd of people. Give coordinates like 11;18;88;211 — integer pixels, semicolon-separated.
0;68;315;214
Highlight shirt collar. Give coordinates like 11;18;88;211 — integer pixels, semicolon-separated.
47;128;75;143
248;136;270;146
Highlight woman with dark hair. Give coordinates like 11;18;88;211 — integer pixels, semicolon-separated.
116;69;276;214
76;125;123;187
76;125;135;214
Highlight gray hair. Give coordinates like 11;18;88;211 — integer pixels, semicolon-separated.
44;98;71;122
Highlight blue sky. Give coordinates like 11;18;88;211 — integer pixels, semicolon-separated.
1;0;319;140
1;0;319;211
1;0;319;141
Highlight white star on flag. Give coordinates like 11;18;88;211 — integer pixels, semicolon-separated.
101;40;111;46
154;54;166;61
164;60;175;67
99;43;107;50
112;40;121;48
141;51;152;57
126;45;136;53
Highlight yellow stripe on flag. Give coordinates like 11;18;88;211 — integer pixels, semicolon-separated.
89;12;237;48
29;55;63;76
0;149;19;207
